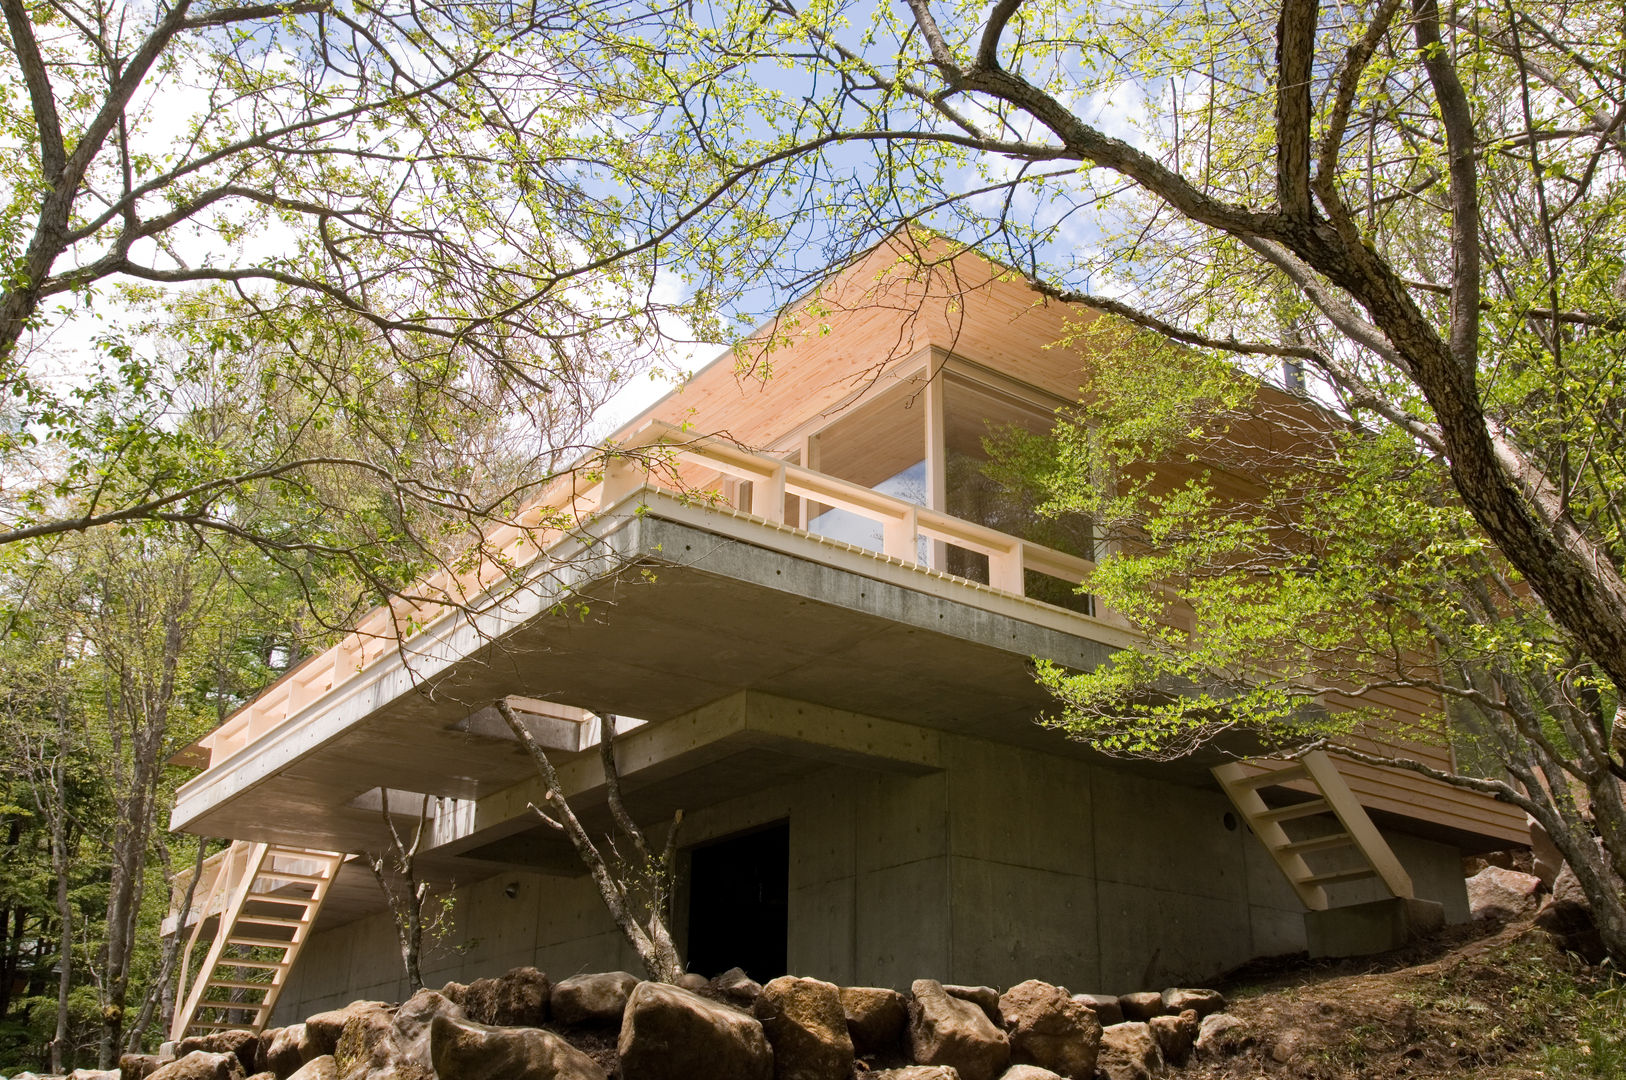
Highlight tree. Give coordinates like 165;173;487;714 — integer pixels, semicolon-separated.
604;0;1626;957
496;701;684;984
0;0;734;563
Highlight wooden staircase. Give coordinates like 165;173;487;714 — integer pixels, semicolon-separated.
1213;750;1414;911
170;842;346;1041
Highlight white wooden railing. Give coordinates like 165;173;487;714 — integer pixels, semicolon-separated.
186;420;1105;771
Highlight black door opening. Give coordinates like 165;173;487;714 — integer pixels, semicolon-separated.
685;822;789;982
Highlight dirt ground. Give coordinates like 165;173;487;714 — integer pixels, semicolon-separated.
1183;915;1623;1080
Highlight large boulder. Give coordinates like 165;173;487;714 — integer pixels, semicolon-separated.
1535;864;1611;961
1467;866;1542;921
120;1054;165;1080
997;980;1100;1079
618;981;773;1080
285;1058;337;1080
550;972;640;1027
1158;988;1225;1019
1096;1023;1162;1080
865;1070;961;1080
1070;995;1122;1028
257;1025;306;1078
494;967;551;1027
390;988;467;1072
461;967;550;1027
1194;1013;1249;1060
305;1003;390;1060
997;1068;1063;1080
712;967;765;1008
840;986;908;1056
149;1052;247;1080
908;980;1009;1080
333;1003;400;1078
941;986;1000;1026
429;1013;605;1080
753;976;854;1080
176;1031;259;1076
1114;993;1166;1023
1147;1010;1198;1067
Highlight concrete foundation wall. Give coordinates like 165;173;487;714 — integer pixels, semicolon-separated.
273;724;1471;1023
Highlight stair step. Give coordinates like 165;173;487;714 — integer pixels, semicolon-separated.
199;999;267;1012
1255;798;1331;824
187;1023;252;1032
243;895;318;910
225;936;298;950
202;979;274;991
235;914;306;928
253;870;329;884
211;957;287;971
1233;763;1309;790
1279;832;1354;856
1300;867;1380;886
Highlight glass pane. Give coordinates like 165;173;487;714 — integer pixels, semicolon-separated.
943;374;1095;603
809;461;929;560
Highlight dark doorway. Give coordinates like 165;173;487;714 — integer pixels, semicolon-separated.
685;821;789;982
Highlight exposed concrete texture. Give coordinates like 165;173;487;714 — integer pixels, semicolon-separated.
1304;897;1447;958
271;698;1474;1022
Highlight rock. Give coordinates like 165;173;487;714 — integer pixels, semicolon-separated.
333;1002;399;1077
492;967;550;1027
550;971;640;1026
246;1072;277;1080
120;1054;164;1080
257;1025;306;1078
1114;993;1166;1023
618;981;773;1080
908;980;1010;1080
1530;817;1564;887
429;1013;605;1080
1467;866;1542;921
71;1071;120;1080
713;967;765;1007
840;986;909;1056
1095;1023;1162;1080
462;978;502;1025
864;1070;961;1080
305;1003;389;1060
1147;1010;1198;1067
389;988;467;1073
1070;995;1122;1028
997;1068;1063;1080
753;976;854;1080
176;1032;259;1076
997;980;1100;1080
1535;864;1611;961
149;1052;247;1080
677;973;711;993
1194;1013;1249;1059
941;985;1001;1026
285;1058;336;1080
1158;988;1226;1019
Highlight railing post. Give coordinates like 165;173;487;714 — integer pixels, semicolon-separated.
989;542;1026;594
761;465;787;524
882;505;919;561
599;453;646;506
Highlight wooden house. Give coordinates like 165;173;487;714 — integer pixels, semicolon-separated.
163;237;1525;1037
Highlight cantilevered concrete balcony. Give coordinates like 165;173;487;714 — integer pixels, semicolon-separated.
169;421;1142;869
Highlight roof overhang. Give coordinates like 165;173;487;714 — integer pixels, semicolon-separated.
170;491;1127;854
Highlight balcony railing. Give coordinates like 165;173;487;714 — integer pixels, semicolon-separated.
187;420;1111;771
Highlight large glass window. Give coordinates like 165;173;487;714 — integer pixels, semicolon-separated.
805;374;929;560
942;374;1094;612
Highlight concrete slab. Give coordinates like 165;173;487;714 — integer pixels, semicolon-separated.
1305;897;1446;958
